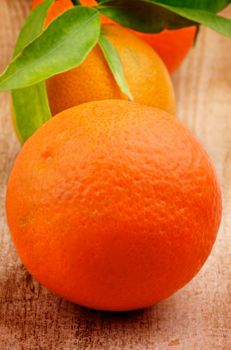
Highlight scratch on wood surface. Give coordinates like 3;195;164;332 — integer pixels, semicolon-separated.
168;338;180;347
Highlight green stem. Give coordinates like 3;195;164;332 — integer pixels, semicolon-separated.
71;0;81;5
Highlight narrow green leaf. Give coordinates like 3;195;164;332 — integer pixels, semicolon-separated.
0;7;100;91
214;0;231;11
12;86;51;143
14;0;55;56
99;29;133;101
141;0;231;12
150;0;231;37
11;0;54;142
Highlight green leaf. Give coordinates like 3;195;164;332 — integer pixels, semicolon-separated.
12;86;51;143
0;7;100;91
14;0;55;56
99;28;133;101
150;0;231;37
12;0;54;142
98;0;231;35
98;0;195;33
215;0;231;11
141;1;231;12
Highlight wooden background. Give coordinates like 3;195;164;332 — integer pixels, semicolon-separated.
0;1;231;349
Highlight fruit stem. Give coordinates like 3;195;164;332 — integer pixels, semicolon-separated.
71;0;81;5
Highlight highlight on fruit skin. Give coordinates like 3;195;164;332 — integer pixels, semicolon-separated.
6;100;222;311
32;0;196;74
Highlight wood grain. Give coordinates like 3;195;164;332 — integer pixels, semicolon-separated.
0;1;231;349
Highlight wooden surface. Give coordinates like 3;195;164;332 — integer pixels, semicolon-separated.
1;1;231;349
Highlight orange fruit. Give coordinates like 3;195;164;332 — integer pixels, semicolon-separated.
46;24;176;115
32;0;196;73
6;100;222;311
32;0;176;116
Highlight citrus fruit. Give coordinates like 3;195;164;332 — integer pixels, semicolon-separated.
32;0;196;73
6;100;222;311
32;0;176;116
47;23;175;115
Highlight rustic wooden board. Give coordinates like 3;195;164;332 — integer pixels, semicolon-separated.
0;1;231;349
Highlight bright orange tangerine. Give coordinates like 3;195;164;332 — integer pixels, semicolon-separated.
6;100;222;311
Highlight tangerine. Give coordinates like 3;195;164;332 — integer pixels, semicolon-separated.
46;23;176;115
32;0;196;73
6;100;222;311
32;0;176;116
